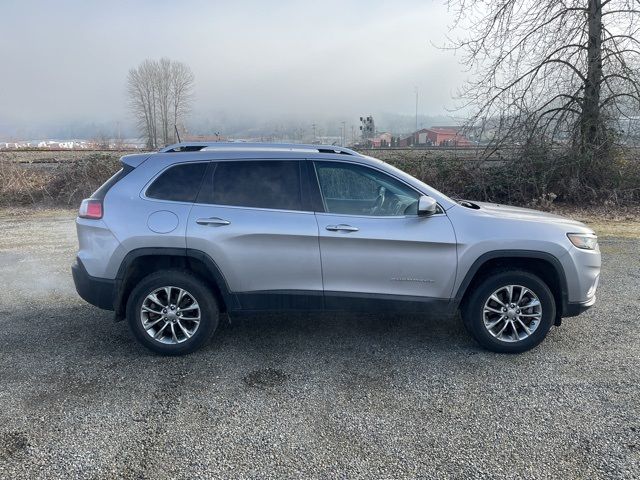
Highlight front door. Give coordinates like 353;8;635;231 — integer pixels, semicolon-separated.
312;160;457;306
187;160;323;309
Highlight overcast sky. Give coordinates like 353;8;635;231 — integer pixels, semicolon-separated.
0;0;466;138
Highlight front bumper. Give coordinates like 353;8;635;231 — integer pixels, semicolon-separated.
72;257;116;311
563;295;596;318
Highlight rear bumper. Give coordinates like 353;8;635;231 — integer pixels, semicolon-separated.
563;295;596;318
72;257;115;311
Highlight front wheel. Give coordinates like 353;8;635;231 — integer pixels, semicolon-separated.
462;270;556;353
126;270;219;355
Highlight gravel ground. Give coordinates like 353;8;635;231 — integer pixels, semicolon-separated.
0;210;638;479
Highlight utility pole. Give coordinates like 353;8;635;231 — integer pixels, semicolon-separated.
312;123;317;142
415;87;419;131
340;121;346;146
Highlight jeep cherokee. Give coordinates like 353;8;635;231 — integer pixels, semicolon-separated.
72;143;600;355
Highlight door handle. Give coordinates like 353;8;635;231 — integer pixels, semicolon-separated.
326;224;359;232
196;217;231;226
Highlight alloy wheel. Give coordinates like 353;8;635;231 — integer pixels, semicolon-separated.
482;284;543;343
140;286;201;344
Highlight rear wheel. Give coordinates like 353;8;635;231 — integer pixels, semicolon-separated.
462;270;556;353
126;270;219;355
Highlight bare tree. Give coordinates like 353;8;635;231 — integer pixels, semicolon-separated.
446;0;640;155
156;58;172;147
127;58;194;149
170;61;195;143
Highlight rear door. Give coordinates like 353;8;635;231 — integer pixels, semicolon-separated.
312;160;457;303
186;159;323;309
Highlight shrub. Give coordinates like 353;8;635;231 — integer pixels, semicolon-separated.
0;154;120;207
47;155;120;205
381;145;640;206
1;148;638;208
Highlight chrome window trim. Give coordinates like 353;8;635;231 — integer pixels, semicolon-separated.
314;211;447;219
139;157;446;217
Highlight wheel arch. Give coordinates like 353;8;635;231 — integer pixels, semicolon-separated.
113;247;238;318
454;250;569;317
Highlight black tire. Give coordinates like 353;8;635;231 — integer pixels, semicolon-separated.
462;270;556;353
126;270;219;356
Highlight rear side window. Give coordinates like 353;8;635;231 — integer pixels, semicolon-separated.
146;162;207;202
210;161;302;211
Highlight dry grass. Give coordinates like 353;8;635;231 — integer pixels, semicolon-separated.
0;150;130;164
0;154;120;207
0;206;75;220
571;220;640;238
549;205;640;238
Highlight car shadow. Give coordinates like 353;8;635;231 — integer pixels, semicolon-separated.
211;310;470;351
4;302;476;363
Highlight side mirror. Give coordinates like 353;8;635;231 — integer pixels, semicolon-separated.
418;196;438;216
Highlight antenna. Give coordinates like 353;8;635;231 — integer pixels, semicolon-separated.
174;125;181;143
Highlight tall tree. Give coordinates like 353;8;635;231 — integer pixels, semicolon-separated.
127;58;194;149
447;0;640;154
169;61;195;144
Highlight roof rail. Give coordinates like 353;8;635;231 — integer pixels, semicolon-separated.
159;142;360;156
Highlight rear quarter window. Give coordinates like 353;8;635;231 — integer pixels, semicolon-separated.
146;162;208;202
92;164;133;200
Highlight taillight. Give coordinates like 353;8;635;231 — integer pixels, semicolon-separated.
78;199;103;219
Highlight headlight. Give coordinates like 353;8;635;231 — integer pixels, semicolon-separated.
567;233;598;250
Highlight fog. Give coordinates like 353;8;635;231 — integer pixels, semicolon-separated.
0;0;466;139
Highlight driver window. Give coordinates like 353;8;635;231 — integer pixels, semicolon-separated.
314;161;420;216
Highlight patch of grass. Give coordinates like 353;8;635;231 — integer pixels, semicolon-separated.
0;207;74;219
579;221;640;239
549;205;640;238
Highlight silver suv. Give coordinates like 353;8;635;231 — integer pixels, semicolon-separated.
72;143;600;355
